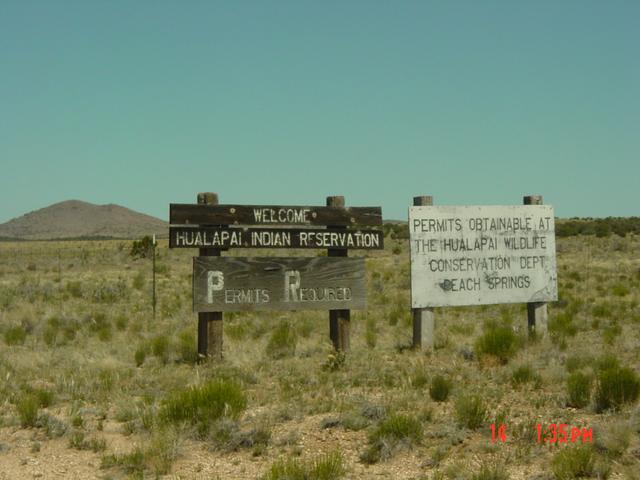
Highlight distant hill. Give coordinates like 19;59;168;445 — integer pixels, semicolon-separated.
0;200;168;240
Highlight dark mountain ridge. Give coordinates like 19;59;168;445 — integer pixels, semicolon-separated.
0;200;167;240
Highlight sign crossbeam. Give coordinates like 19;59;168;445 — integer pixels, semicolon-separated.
169;226;384;250
193;257;366;312
170;204;382;227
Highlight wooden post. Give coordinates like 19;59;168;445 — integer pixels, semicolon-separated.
412;195;435;350
197;192;223;360
152;234;156;320
327;195;350;352
524;195;548;336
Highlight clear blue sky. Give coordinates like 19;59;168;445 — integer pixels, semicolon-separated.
1;0;638;223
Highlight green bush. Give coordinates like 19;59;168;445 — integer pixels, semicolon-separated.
556;217;640;237
4;325;27;345
297;318;314;339
130;236;155;259
595;222;611;238
511;365;542;388
549;312;578;342
567;271;582;281
65;281;83;298
90;279;129;303
387;303;409;326
471;464;509;480
61;319;79;342
134;345;147;367
226;320;250;341
455;394;486;430
592;304;611;319
322;352;346;372
410;369;428;389
370;414;423;444
602;323;621;345
87;312;112;341
551;445;595;480
132;271;145;290
263;451;346;480
151;335;170;363
16;394;39;427
42;325;59;346
97;325;112;342
36;413;67;438
155;263;170;275
611;283;629;297
176;329;198;364
101;448;146;476
364;315;377;349
565;355;592;373
27;387;54;408
429;375;452;402
69;430;88;450
115;314;128;331
145;428;180;476
215;421;271;455
475;324;519;364
594;421;631;459
595;354;619;372
69;430;107;452
206;418;237;451
159;380;247;434
594;366;640;412
361;414;423;463
265;321;297;359
566;372;592;408
383;223;410;240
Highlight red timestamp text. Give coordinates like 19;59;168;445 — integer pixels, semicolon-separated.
536;423;592;444
490;423;593;444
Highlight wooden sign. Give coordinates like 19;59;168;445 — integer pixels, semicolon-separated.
170;204;382;227
410;205;557;308
170;226;384;250
193;257;366;312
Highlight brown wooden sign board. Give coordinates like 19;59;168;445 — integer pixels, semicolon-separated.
170;204;382;227
170;226;384;250
193;257;366;312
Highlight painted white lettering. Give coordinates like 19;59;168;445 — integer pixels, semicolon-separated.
299;231;309;246
284;270;301;302
207;271;224;303
371;234;380;248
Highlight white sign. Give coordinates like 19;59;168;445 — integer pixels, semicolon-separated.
409;205;557;308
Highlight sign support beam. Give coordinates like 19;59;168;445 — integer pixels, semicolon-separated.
327;195;350;352
524;195;548;337
412;195;435;351
197;192;223;360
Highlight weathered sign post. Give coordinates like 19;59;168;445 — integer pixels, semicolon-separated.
197;192;223;359
412;196;435;349
327;196;350;351
523;195;549;333
409;195;557;350
169;194;383;359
